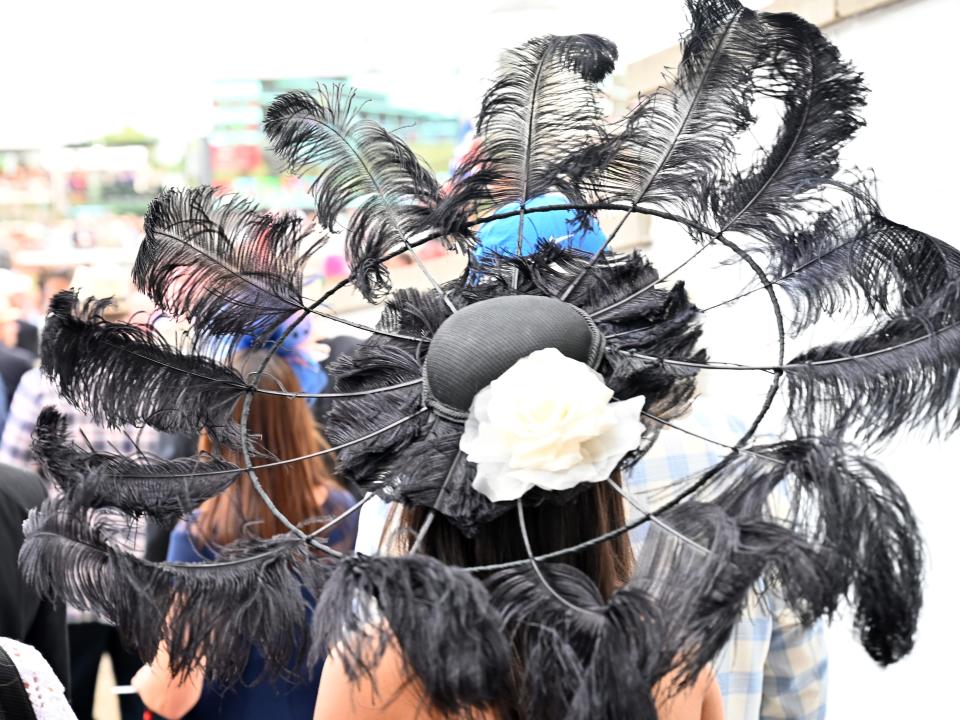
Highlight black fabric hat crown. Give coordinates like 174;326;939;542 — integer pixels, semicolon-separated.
423;295;605;420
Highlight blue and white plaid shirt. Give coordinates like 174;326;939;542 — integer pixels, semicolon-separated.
628;405;827;720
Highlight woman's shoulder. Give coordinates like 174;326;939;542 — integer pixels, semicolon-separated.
166;516;213;563
315;641;497;720
323;488;358;514
320;488;360;552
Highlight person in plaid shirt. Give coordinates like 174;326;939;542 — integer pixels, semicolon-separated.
0;366;168;720
628;401;828;720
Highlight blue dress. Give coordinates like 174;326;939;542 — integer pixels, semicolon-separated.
165;488;359;720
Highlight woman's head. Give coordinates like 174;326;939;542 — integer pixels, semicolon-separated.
195;350;342;546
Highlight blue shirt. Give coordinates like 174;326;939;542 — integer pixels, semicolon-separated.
166;488;359;720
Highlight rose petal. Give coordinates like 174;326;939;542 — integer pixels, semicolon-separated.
462;348;646;503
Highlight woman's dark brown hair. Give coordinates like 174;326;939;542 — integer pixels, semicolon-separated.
194;350;342;546
395;478;634;719
397;477;633;600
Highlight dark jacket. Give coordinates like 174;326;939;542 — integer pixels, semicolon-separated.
0;463;69;693
0;345;34;405
311;335;361;423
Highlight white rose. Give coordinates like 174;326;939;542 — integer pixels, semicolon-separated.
460;347;646;502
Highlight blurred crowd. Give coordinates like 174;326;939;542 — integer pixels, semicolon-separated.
0;258;366;720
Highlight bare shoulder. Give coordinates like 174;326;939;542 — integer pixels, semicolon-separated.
654;666;724;720
314;642;498;720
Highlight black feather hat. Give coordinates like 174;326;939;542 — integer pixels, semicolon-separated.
21;0;954;714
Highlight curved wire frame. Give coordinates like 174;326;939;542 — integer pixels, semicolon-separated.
222;198;789;589
23;15;939;705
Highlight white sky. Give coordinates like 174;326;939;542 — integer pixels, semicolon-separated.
0;0;717;148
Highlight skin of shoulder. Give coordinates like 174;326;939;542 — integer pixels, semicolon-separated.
315;641;722;720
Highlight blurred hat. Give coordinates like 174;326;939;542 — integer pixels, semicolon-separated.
474;193;607;259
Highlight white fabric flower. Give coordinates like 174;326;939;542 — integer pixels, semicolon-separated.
460;347;645;502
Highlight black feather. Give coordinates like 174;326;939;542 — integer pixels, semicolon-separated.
634;502;837;682
325;342;429;489
712;10;866;237
32;406;239;526
486;564;663;720
264;85;462;302
786;281;960;442
577;0;762;222
782;212;960;332
41;291;247;444
707;180;960;334
312;554;511;717
19;498;330;684
713;436;922;663
135;186;321;350
435;34;617;239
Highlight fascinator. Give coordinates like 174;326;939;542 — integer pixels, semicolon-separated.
20;1;953;715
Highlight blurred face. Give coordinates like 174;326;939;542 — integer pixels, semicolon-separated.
0;320;18;348
41;275;72;306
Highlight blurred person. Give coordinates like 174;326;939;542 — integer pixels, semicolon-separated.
13;269;75;357
234;318;329;406
39;270;74;306
0;378;7;437
0;462;70;691
0;291;171;720
311;332;361;424
132;350;359;720
473;192;608;260
15;318;39;357
0;266;43;357
229;314;362;428
0;300;35;405
0;364;161;720
443;135;608;262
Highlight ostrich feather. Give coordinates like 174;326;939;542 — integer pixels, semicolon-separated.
32;406;239;526
264;85;460;302
433;34;616;241
312;554;511;717
713;437;922;664
786;282;960;442
486;563;664;720
773;208;960;332
712;10;866;237
574;0;762;223
630;502;838;684
41;291;247;444
135;186;321;350
19;498;331;684
711;190;960;333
